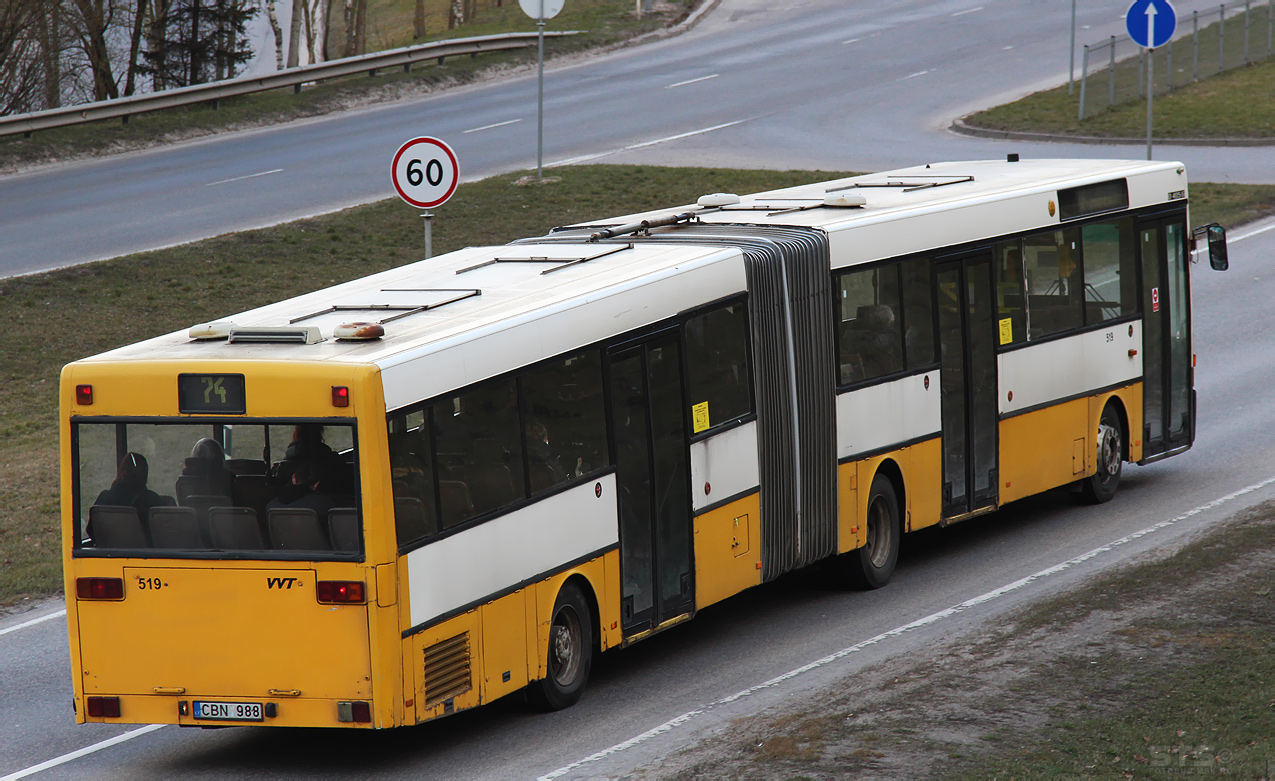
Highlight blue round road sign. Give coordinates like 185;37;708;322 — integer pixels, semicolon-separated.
1126;0;1177;48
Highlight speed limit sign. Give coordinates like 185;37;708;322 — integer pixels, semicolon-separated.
391;137;459;209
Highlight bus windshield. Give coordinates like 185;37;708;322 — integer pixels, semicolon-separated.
73;420;360;558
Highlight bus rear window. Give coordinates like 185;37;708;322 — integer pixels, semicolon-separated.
72;421;361;558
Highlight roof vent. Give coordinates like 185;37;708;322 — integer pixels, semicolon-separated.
697;192;740;208
189;321;236;341
227;326;323;344
823;192;868;208
334;322;385;341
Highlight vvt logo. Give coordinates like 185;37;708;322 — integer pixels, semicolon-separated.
266;577;299;589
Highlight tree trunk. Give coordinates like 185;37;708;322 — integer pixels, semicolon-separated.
37;0;62;107
72;0;120;100
286;0;303;66
265;0;283;69
449;0;463;29
123;0;146;95
412;0;425;39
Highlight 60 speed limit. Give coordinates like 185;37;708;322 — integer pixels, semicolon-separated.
391;137;459;209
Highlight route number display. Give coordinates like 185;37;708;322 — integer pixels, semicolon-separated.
391;137;459;209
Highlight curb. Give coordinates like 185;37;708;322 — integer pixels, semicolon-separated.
949;117;1275;147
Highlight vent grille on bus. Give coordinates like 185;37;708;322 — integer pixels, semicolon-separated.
227;326;323;344
423;633;472;707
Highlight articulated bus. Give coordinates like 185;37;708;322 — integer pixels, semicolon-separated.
62;158;1228;729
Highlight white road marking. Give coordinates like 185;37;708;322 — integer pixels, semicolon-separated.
1003;45;1015;50
206;169;283;186
539;475;1275;780
547;119;749;168
952;6;984;16
842;37;861;44
1230;221;1275;243
462;119;521;134
0;608;64;638
901;70;930;80
1;725;165;780
666;74;719;89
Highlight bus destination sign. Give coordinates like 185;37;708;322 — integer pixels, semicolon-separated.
178;373;247;414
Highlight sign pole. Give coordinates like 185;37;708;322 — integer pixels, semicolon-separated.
1146;5;1157;159
422;211;434;259
537;5;545;181
1069;0;1077;95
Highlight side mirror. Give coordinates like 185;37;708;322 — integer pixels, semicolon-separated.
1192;223;1228;271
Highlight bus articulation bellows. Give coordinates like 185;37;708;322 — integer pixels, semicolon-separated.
61;158;1228;729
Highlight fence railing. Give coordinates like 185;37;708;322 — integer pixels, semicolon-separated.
1078;0;1274;120
0;31;577;139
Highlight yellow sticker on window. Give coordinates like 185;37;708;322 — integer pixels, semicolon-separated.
692;401;711;433
998;318;1013;345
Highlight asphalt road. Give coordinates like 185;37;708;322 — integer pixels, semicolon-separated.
0;0;1270;278
5;0;1275;777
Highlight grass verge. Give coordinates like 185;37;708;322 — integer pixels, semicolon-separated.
967;57;1275;140
657;501;1275;779
2;166;1273;606
0;0;693;174
0;164;852;606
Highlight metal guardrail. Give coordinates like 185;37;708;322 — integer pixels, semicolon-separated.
0;31;577;139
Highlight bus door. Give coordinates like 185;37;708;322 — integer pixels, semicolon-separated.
1139;215;1193;459
935;254;999;520
607;330;694;635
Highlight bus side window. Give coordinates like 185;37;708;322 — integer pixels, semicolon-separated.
1023;228;1083;339
388;409;438;548
901;257;936;367
993;240;1028;347
1081;217;1137;324
685;302;753;434
432;379;525;527
837;264;904;385
519;351;606;494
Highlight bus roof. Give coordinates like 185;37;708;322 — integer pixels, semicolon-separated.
74;158;1187;403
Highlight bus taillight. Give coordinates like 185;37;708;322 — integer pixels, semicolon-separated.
86;696;121;717
76;577;124;600
75;384;93;405
316;581;365;604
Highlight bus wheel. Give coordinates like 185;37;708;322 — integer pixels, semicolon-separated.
1080;405;1123;504
528;582;593;711
847;474;901;590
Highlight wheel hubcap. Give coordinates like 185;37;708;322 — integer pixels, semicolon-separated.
549;606;582;686
866;496;892;569
1096;421;1121;478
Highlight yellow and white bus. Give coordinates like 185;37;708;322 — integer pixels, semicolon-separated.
61;157;1227;729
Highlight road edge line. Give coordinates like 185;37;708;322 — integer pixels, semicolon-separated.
1;725;165;780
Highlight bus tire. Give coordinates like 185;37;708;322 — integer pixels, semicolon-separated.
846;473;901;590
528;582;593;711
1079;404;1123;505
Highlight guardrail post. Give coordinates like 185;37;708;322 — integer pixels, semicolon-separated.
403;63;411;73
1109;36;1116;107
1079;45;1090;120
369;68;378;77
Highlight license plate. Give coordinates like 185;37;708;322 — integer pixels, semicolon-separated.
192;701;263;721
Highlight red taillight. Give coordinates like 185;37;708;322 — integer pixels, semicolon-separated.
316;580;365;604
86;696;121;718
351;701;371;723
76;384;93;405
76;577;124;600
332;386;349;408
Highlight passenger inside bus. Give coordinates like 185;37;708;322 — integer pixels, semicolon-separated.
88;452;175;544
177;438;234;502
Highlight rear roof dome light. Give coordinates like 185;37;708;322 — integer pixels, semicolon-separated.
189;321;236;340
334;322;385;341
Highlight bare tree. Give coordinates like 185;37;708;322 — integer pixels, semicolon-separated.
71;0;121;100
412;0;424;39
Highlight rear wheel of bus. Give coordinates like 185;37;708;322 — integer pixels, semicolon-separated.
846;473;901;590
1079;404;1124;504
529;582;593;711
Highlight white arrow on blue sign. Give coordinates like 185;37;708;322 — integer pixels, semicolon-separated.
1126;0;1177;48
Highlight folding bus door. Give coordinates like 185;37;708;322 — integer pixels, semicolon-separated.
1139;215;1194;460
936;254;1000;520
607;330;694;636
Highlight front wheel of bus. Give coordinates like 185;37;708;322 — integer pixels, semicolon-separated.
846;473;901;590
1079;405;1123;504
529;582;593;711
